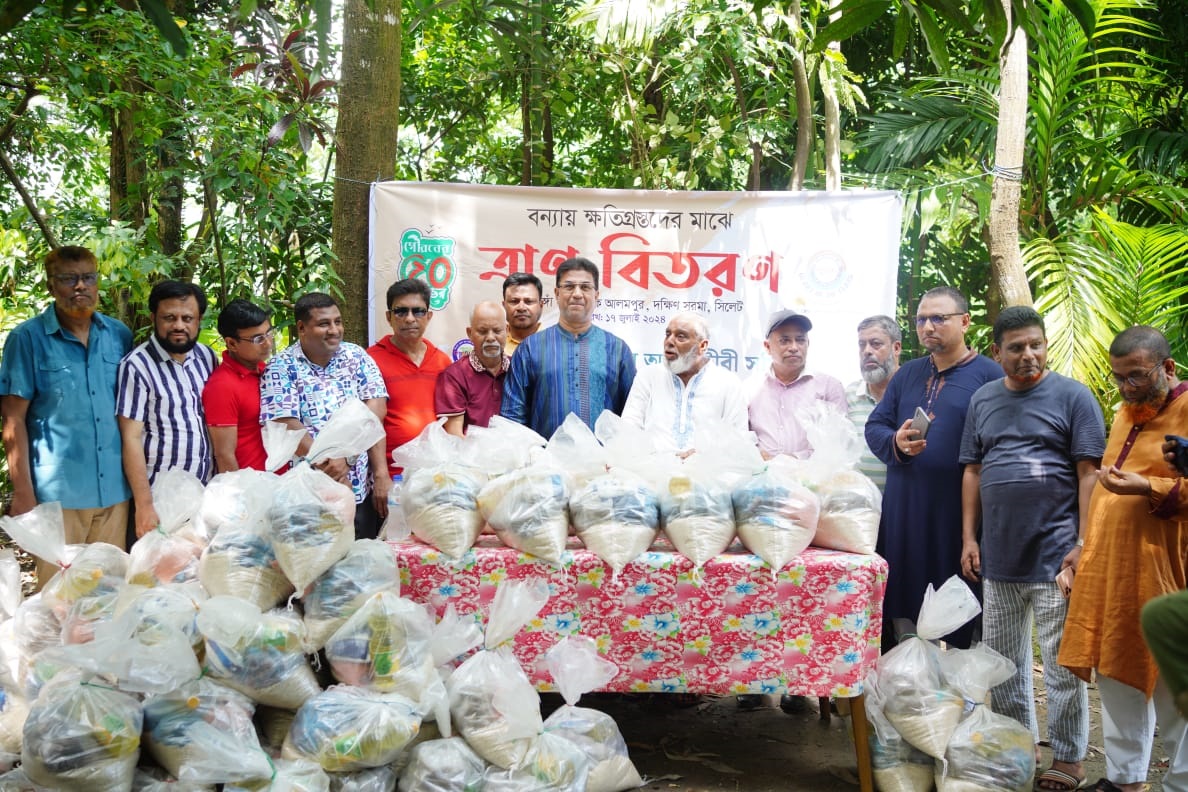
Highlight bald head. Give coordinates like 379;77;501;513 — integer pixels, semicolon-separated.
468;301;507;367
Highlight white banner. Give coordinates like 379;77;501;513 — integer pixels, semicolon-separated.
369;183;902;385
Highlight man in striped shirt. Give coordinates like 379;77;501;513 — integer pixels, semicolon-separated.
501;257;636;439
117;280;218;538
845;315;902;492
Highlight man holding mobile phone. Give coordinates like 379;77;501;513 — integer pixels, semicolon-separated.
865;285;1002;651
958;307;1105;791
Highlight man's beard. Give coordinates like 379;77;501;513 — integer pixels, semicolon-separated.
664;347;700;375
156;332;197;355
861;358;894;385
1121;379;1170;426
480;341;503;361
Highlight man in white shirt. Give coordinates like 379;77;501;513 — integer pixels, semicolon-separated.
621;312;748;455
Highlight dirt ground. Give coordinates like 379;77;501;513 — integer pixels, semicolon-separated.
562;673;1172;791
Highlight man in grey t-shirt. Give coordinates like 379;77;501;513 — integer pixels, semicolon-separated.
958;306;1106;791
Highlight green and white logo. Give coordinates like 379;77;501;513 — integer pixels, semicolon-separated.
398;228;457;310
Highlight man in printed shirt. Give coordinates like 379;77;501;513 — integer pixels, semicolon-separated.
501;257;636;438
366;278;451;475
846;315;902;491
0;246;132;585
260;292;390;539
202;298;274;473
117;280;218;538
746;309;847;459
435;301;510;436
621;312;748;455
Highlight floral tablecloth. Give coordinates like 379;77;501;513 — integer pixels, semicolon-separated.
393;536;887;698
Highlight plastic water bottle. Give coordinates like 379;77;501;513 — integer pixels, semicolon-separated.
382;473;409;540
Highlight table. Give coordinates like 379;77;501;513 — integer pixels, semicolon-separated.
392;535;887;790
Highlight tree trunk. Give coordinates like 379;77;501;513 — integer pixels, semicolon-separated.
821;0;842;190
331;0;401;346
987;24;1033;307
788;0;812;190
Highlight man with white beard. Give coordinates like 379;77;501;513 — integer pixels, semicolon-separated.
435;301;511;436
620;312;748;456
846;315;902;492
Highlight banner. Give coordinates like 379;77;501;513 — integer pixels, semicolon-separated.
369;182;902;385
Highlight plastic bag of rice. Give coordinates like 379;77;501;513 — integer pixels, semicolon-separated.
132;765;215;790
392;420;487;559
481;731;590;792
199;518;294;611
812;468;882;555
446;580;549;769
21;672;142;791
477;464;571;565
126;469;207;585
543;636;642;792
879;577;981;761
863;672;934;792
396;737;487;792
282;685;422;772
732;456;820;572
223;758;330;792
143;678;272;786
197;596;319;710
571;470;660;575
301;540;398;651
324;591;437;702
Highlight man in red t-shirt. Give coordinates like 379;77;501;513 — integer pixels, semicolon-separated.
202;299;274;472
366;279;451;477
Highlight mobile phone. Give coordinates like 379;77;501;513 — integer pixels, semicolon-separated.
1165;434;1188;476
911;407;932;440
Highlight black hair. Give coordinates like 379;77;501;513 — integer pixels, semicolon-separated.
217;299;271;338
149;280;208;316
386;278;431;310
555;257;599;288
502;273;543;299
294;292;338;323
919;286;968;314
992;305;1045;345
1110;325;1171;363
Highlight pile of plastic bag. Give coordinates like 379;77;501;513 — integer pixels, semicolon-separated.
0;490;650;790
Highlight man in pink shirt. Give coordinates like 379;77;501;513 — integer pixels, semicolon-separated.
746;309;847;459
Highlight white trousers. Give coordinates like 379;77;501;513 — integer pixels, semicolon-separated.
1097;674;1188;790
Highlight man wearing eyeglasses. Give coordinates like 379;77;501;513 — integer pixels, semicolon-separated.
1058;326;1188;792
202;299;275;473
501;256;636;438
367;278;451;476
865;285;1002;651
0;246;132;586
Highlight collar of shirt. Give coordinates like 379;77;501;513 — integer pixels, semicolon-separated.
220;349;264;377
39;305;110;338
764;365;818;388
846;378;877;404
467;351;510;374
291;340;344;371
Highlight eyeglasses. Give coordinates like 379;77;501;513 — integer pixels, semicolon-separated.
915;313;962;328
235;328;275;345
52;272;99;287
558;282;596;294
389;306;429;318
1111;361;1163;389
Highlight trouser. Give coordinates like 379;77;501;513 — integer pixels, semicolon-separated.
353;494;379;541
1141;589;1188;715
983;578;1088;762
1097;674;1188;790
35;501;130;589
